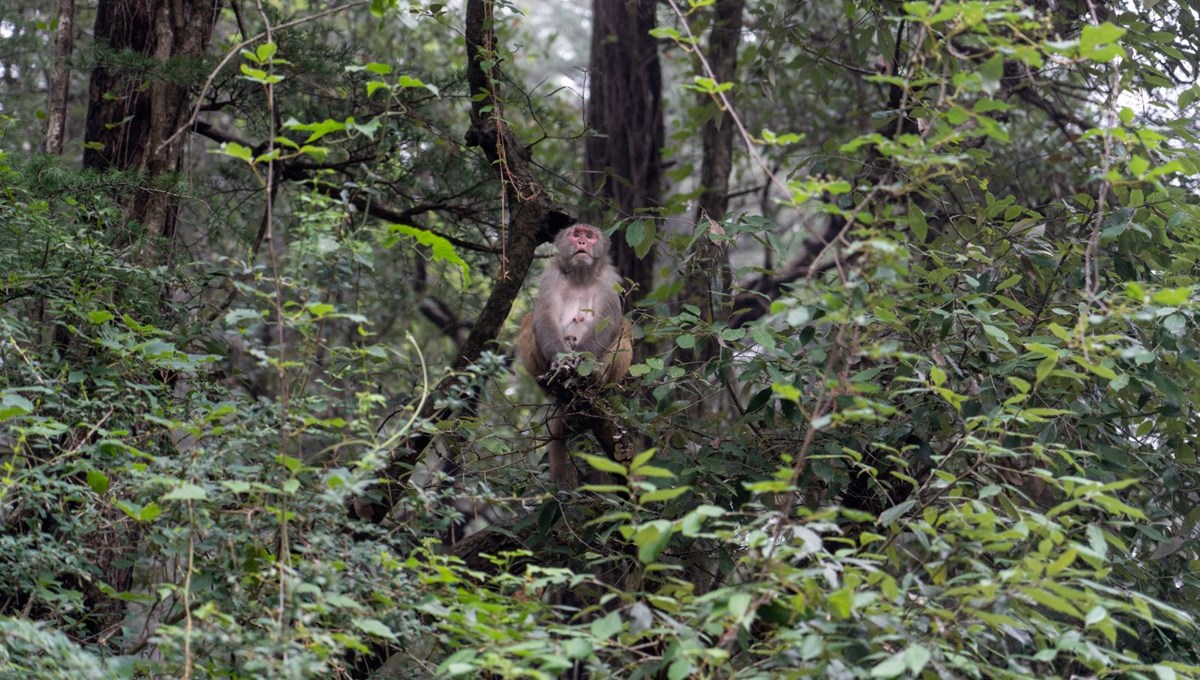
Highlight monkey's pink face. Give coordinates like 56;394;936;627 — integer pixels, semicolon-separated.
565;226;601;264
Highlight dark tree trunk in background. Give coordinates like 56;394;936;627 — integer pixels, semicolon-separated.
584;0;664;311
44;0;75;156
83;0;218;240
677;0;744;363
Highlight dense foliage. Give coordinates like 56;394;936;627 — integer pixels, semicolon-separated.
2;0;1200;677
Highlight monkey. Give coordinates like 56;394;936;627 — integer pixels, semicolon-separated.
517;223;633;487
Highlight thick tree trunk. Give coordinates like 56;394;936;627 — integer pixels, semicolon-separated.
584;0;664;311
44;0;75;156
677;0;744;363
83;0;218;240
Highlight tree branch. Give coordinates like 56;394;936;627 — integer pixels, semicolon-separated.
190;119;502;254
353;0;572;527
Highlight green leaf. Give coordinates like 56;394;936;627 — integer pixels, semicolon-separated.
1071;356;1117;380
878;500;915;526
772;382;801;401
562;637;592;660
283;117;347;143
255;42;277;63
306;302;335;318
86;470;110;495
353;618;398;640
1152;287;1191;305
579;453;627;475
630;448;657;470
216;142;253;163
905;645;931;674
0;394;33;420
1087;524;1108;561
828;587;853;619
634;465;675;479
139;503;162;522
1035;352;1059;385
1128;155;1150;177
929;366;946;387
978;54;1004;95
87;310;115;324
1080;22;1127;61
397;75;439;96
634;521;674;563
994;274;1021;292
591;611;622;640
163;483;208;501
640;486;690;504
727;592;751;620
1020;586;1081;618
625;220;646;249
751;327;776;351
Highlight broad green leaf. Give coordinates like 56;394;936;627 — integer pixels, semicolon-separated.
828;587;854;619
878;500;915;526
630;448;657;470
579;453;627;475
591;611;622;640
634;520;673;563
905;645;931;674
1079;22;1127;61
640;486;690;504
1152;287;1191;305
163;483;207;501
86;470;110;495
353;618;397;640
727;592;751;620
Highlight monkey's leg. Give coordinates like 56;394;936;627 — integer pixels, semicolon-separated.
547;410;580;488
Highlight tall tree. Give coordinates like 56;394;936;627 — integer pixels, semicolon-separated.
43;0;74;155
677;0;744;363
583;0;664;311
82;0;218;239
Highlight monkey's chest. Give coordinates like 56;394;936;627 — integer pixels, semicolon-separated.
558;289;598;334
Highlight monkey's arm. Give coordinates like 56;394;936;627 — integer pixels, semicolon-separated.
517;313;550;377
533;302;573;361
604;320;633;384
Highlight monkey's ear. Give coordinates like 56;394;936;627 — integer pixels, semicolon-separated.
538;210;575;244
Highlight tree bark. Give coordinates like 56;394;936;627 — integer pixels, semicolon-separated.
584;0;664;311
82;0;218;240
353;0;572;527
44;0;75;156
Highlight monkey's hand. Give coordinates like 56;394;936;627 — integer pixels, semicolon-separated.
538;353;588;399
548;353;583;373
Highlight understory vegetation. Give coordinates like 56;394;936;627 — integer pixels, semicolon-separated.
2;0;1200;677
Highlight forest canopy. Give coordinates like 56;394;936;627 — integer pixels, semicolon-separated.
2;0;1200;677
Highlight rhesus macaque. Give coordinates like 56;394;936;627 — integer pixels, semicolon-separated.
518;223;632;487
